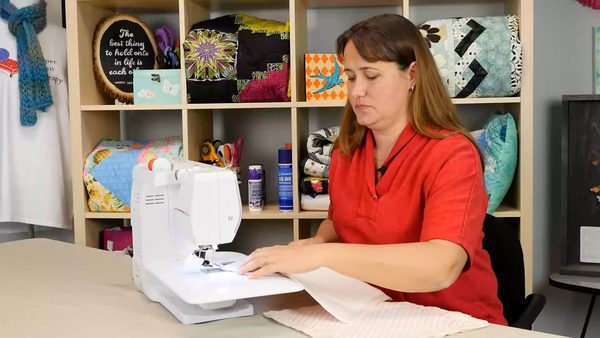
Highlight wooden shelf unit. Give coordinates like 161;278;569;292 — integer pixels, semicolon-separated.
66;0;533;293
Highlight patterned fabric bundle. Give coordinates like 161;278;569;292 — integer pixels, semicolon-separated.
300;178;329;197
300;157;330;178
184;14;291;103
83;137;183;212
300;127;339;210
308;126;340;165
1;0;53;126
301;126;340;178
417;15;522;98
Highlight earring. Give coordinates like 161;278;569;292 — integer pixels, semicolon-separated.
410;85;415;92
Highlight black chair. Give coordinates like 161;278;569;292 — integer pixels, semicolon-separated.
481;214;547;330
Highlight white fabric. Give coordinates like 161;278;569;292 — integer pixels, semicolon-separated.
288;267;390;323
0;22;72;229
263;267;489;338
300;194;330;211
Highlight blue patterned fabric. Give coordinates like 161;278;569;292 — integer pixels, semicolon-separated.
91;150;139;207
417;15;522;98
1;0;53;126
473;113;518;214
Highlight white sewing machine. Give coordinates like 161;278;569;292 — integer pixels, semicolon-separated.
130;159;303;324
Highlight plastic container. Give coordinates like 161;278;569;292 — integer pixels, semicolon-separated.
248;165;264;212
278;144;293;212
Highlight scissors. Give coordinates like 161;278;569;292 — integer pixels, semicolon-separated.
155;26;180;69
230;138;244;167
200;139;224;167
217;144;232;167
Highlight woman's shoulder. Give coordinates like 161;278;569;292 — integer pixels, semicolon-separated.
422;128;482;169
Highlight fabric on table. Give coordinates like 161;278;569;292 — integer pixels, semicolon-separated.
264;267;489;338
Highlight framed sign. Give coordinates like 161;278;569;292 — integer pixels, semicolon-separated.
93;13;158;103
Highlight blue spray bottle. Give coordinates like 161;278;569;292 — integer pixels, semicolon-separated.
278;144;293;212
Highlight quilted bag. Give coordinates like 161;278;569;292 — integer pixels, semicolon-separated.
184;14;291;103
417;15;522;98
83;136;183;212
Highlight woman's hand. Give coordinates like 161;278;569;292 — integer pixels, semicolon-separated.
237;243;327;279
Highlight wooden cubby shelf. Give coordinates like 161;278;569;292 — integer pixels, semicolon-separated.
67;0;533;293
83;202;522;220
82;96;521;111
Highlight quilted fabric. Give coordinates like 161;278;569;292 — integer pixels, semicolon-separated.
300;178;329;197
82;136;183;212
472;113;518;214
184;14;291;103
307;126;340;165
417;15;522;98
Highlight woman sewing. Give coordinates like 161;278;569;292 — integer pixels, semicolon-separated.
238;13;507;326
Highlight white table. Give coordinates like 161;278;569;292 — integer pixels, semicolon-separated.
0;239;566;338
550;273;600;338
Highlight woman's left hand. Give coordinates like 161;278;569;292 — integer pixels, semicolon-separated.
237;244;327;279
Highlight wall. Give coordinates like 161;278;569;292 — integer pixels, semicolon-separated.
532;0;600;336
47;0;63;27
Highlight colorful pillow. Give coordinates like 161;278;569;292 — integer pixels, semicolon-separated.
184;14;291;103
417;15;522;98
83;136;183;212
471;113;518;214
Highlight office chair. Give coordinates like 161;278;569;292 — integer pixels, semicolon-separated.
482;214;547;330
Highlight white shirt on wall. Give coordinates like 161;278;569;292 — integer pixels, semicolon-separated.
0;20;73;230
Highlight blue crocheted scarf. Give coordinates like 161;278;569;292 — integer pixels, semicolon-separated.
1;0;53;126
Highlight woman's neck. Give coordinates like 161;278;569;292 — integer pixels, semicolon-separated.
372;116;409;161
10;0;37;8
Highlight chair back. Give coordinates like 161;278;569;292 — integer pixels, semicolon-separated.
481;214;526;325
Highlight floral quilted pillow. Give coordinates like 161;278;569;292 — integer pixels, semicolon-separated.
417;15;522;98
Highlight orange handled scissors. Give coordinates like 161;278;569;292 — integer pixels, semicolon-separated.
217;144;232;167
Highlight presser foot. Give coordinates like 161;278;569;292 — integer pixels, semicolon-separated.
193;246;213;267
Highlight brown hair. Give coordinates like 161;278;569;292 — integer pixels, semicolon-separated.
334;14;482;164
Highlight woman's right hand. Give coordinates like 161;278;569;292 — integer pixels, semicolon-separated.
288;236;326;246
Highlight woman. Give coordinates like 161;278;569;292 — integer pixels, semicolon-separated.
238;13;507;325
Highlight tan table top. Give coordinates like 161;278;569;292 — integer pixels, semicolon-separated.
0;239;565;338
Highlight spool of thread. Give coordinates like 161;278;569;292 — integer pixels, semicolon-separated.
148;158;172;172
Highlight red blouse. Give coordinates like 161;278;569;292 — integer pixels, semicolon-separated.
327;123;507;325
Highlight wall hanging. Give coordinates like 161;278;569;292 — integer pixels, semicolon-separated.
93;13;159;104
305;54;348;102
183;14;290;104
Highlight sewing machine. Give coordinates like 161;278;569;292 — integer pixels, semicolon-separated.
130;159;303;324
